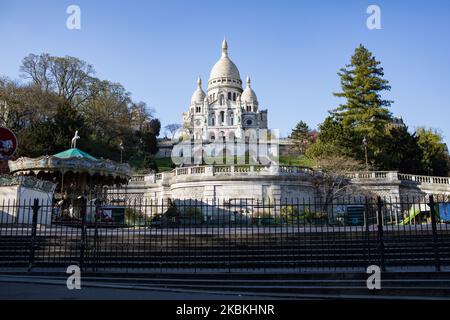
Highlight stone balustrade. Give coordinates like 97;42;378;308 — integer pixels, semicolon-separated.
349;171;450;186
132;166;450;188
130;175;145;182
140;164;314;185
398;173;450;185
126;166;450;202
346;171;396;180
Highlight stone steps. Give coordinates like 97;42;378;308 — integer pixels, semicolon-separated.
2;271;450;299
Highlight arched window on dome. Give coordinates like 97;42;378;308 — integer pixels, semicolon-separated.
246;105;252;112
228;92;232;100
220;111;225;125
230;112;234;126
220;95;224;106
233;93;236;101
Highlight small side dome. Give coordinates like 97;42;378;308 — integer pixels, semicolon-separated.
191;77;206;104
240;77;258;105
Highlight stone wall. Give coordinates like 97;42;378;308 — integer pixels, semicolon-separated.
348;172;450;199
126;167;450;204
128;165;316;203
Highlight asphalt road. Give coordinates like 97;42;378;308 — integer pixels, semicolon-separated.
0;280;247;300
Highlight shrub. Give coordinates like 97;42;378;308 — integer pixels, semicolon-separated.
184;207;204;221
125;208;148;226
164;199;180;218
280;205;300;221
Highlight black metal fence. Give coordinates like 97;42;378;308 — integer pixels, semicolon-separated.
1;194;449;273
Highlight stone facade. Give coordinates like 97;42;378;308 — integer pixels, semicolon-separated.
127;165;315;203
347;172;450;199
126;168;450;204
182;40;268;142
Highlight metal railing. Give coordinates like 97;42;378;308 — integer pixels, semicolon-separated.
0;194;449;273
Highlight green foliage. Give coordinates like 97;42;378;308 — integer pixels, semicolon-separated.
305;139;344;159
279;155;315;167
154;157;175;172
308;45;449;177
124;208;148;226
289;121;311;154
1;53;161;168
299;208;328;224
314;45;393;168
280;205;299;221
333;45;392;127
378;126;424;174
416;128;449;176
164;199;180;218
184;207;204;221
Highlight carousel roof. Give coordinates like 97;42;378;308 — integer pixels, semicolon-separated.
54;148;98;161
8;147;132;180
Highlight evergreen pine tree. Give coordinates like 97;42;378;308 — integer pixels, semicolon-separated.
316;45;393;167
289;121;311;154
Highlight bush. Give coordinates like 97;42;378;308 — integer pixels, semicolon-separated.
124;208;148;226
299;208;328;224
164;199;180;218
280;205;300;221
184;207;204;221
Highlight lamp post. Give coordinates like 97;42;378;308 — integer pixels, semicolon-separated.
119;141;124;164
363;136;369;172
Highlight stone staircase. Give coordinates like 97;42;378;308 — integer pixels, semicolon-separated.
1;271;450;299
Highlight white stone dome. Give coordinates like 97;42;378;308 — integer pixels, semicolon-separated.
241;77;258;105
209;39;241;81
191;77;206;104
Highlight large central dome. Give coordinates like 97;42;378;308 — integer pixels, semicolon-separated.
209;39;241;81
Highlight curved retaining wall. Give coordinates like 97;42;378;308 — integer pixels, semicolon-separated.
126;167;450;202
128;165;316;202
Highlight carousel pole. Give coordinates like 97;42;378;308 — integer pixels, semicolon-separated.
61;171;65;199
89;172;93;201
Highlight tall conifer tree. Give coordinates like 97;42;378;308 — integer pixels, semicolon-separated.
317;45;393;167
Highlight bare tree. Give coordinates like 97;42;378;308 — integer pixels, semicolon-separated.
20;53;52;92
164;123;182;139
311;155;365;211
20;53;95;108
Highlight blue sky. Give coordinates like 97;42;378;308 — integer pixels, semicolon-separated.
0;0;449;143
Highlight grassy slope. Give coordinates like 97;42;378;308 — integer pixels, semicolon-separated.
279;155;315;167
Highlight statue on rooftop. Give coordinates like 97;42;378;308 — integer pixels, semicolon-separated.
71;131;80;148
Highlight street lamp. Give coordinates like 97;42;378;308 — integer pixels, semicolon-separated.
119;141;124;164
362;136;369;172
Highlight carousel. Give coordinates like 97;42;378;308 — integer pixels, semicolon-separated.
8;131;132;201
